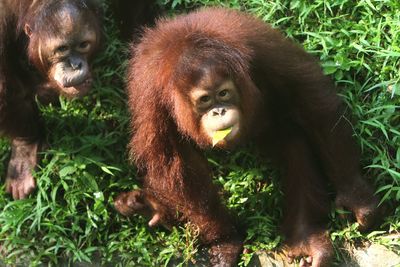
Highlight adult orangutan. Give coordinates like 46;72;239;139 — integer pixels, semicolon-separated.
0;0;101;199
115;8;379;267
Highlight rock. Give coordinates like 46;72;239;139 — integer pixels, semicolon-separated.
251;251;294;267
351;243;400;267
249;243;400;267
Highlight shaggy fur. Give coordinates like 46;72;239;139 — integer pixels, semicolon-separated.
117;8;379;267
0;0;101;199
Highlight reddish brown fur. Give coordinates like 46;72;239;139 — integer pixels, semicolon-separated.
121;8;379;266
0;0;101;199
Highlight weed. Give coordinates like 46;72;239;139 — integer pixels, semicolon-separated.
1;1;399;266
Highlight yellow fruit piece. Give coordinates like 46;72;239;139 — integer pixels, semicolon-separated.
212;127;233;146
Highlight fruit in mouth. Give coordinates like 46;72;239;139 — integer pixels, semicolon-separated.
212;127;233;146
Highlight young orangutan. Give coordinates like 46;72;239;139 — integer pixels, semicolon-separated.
115;8;379;267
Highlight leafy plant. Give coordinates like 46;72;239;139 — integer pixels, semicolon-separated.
1;0;399;266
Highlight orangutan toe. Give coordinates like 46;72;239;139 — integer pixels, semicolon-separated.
285;230;333;267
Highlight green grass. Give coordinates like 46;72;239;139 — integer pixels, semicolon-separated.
1;0;399;266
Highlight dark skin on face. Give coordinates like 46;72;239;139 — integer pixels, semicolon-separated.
0;0;101;200
26;2;99;97
189;74;242;148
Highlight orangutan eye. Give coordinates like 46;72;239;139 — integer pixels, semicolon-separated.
79;41;90;49
217;89;232;102
55;45;69;53
200;95;211;103
219;90;228;97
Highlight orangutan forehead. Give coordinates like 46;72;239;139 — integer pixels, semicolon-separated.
52;4;91;33
190;80;235;96
55;4;78;31
188;66;231;90
42;25;96;45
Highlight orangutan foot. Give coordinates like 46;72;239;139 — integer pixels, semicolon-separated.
285;230;333;267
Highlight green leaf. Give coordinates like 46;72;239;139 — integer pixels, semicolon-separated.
59;166;77;178
100;166;114;176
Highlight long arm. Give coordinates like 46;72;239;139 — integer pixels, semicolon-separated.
129;97;242;265
0;3;43;199
255;30;379;230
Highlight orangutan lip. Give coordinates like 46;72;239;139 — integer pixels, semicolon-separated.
59;78;92;97
220;127;233;131
214;122;238;133
64;78;92;88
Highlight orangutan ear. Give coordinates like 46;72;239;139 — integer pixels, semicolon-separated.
24;24;33;38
